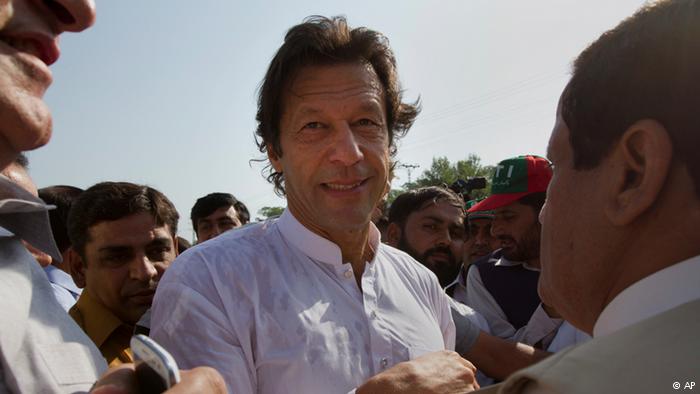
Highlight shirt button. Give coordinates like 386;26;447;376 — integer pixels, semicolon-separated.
344;270;353;279
380;358;388;368
370;310;377;319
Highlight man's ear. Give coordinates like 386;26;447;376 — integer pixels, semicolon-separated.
173;236;180;257
604;119;673;226
386;222;402;247
68;248;87;289
267;144;283;173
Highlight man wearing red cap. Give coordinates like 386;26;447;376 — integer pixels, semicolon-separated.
463;155;562;347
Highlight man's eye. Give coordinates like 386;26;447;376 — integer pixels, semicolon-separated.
303;122;324;130
147;247;171;260
102;254;130;266
356;118;378;127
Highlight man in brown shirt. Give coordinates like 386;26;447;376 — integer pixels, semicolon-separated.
67;181;179;366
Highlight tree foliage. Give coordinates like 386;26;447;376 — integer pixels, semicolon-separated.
257;206;285;221
390;154;494;204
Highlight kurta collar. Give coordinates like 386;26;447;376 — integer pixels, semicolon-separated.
276;209;380;266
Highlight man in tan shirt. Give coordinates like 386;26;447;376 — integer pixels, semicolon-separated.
68;181;179;366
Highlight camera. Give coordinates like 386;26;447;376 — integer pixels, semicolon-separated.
449;177;487;201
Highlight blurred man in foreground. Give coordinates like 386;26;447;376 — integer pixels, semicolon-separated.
481;0;700;392
0;1;224;392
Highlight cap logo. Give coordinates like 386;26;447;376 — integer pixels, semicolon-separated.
491;159;528;194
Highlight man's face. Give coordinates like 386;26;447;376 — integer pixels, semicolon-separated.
538;102;610;330
491;201;540;264
80;212;176;325
196;205;241;242
463;217;497;264
271;62;390;235
397;200;465;287
0;0;95;168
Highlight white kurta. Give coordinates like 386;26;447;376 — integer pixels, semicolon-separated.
151;209;455;394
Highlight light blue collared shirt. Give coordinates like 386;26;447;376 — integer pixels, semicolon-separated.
44;264;82;311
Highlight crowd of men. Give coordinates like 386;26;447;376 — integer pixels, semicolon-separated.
0;0;698;393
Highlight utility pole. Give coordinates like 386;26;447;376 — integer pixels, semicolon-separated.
398;163;420;185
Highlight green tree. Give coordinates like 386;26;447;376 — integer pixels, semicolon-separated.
257;206;285;221
390;154;494;204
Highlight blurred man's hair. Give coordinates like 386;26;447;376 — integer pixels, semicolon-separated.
562;0;700;198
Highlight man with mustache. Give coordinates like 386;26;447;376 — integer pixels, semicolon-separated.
463;156;562;346
386;186;466;288
67;181;179;366
446;201;498;300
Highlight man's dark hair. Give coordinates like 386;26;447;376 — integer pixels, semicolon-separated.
233;200;250;225
388;186;464;228
255;15;420;195
562;0;700;198
190;192;239;232
517;192;546;215
68;182;179;259
39;185;83;254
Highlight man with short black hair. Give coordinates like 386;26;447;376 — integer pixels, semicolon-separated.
386;186;466;287
191;192;243;242
446;201;497;300
68;182;179;366
464;156;562;347
39;184;84;310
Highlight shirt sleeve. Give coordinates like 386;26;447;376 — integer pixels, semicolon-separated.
435;284;456;351
512;304;562;346
150;276;256;394
464;265;561;345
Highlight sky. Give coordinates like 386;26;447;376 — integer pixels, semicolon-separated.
29;0;648;241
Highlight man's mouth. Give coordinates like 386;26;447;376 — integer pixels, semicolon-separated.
322;178;368;192
0;33;60;66
126;289;156;304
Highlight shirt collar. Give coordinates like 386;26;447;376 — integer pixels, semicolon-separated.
593;254;700;337
276;209;380;266
44;264;82;295
0;175;61;262
74;290;128;348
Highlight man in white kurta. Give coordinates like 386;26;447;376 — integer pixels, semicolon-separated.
151;16;478;394
151;210;454;393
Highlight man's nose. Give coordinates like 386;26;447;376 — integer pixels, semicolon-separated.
328;124;363;166
45;0;96;33
130;255;158;282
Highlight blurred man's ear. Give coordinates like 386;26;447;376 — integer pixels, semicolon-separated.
173;236;179;257
604;119;672;226
69;249;87;289
385;223;402;247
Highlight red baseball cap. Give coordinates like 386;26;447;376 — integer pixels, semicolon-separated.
468;155;552;213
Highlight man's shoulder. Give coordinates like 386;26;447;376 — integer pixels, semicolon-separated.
376;243;446;296
499;299;700;394
170;220;279;273
378;243;437;279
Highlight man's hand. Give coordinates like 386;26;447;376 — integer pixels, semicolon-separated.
90;364;226;394
356;350;480;394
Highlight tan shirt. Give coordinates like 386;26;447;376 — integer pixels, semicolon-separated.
70;289;134;367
